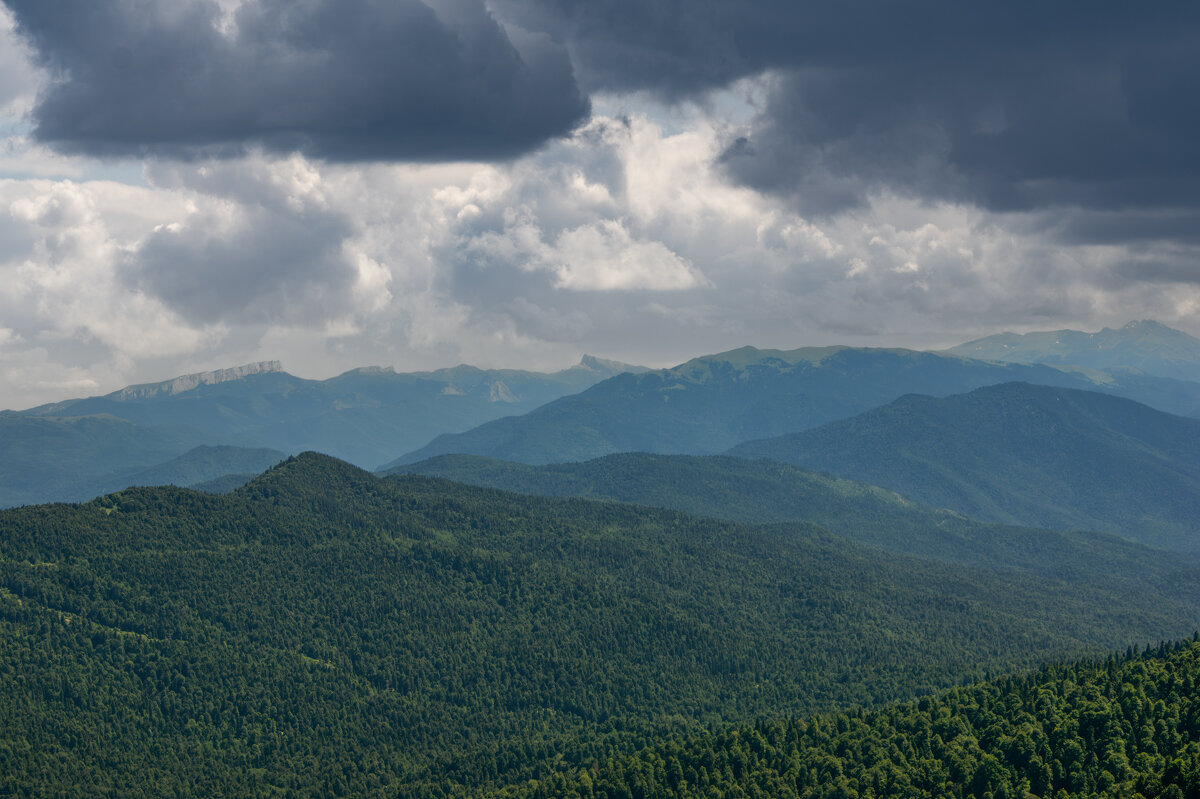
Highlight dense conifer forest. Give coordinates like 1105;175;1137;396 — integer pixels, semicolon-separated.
1;454;1199;795
515;640;1200;799
395;452;1199;578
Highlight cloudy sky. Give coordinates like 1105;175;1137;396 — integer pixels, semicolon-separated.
1;0;1198;409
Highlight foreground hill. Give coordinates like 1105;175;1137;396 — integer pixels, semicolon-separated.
730;382;1200;551
0;355;640;507
3;453;1200;795
946;319;1200;382
519;639;1200;798
387;347;1200;467
394;452;1185;579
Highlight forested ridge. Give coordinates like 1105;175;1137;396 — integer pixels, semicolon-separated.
1;453;1199;795
394;452;1196;579
728;382;1200;551
514;640;1200;799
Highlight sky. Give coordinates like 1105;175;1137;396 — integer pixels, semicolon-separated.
1;0;1199;409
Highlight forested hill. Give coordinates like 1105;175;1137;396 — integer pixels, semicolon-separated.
729;382;1200;551
393;452;1194;580
517;638;1200;799
3;452;1200;795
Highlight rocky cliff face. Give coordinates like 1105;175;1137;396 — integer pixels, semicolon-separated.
577;354;651;375
113;361;284;400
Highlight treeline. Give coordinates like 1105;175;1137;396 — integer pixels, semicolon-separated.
514;640;1200;799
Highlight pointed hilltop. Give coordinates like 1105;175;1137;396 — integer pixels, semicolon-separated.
238;450;379;499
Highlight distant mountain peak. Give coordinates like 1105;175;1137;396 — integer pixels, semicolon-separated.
578;354;615;370
1120;319;1170;331
944;320;1200;381
112;361;284;401
338;365;396;377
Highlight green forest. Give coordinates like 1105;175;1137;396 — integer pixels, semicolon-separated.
395;452;1195;578
1;453;1199;796
515;640;1200;799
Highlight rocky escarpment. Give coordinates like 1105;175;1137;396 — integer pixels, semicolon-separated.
114;361;284;400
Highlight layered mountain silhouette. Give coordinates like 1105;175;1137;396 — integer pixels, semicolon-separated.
393;451;1188;578
730;381;1200;551
387;345;1200;467
0;355;643;506
91;445;287;497
6;321;1200;513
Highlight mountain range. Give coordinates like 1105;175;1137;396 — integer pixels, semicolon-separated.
6;320;1200;508
387;343;1200;468
0;355;642;506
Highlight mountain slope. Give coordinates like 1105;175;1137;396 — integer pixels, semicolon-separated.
520;639;1200;798
392;452;1188;580
186;471;262;494
0;355;643;507
387;346;1200;467
730;381;1200;551
20;356;644;466
3;452;1200;794
946;319;1200;381
0;414;218;506
92;445;287;495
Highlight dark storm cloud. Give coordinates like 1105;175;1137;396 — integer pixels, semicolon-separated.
718;48;1200;217
1046;210;1200;247
497;0;1200;221
492;1;1152;96
1105;255;1200;288
5;0;589;161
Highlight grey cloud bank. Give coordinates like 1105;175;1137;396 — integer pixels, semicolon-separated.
1;0;1200;409
10;0;1200;221
7;0;588;161
497;1;1200;220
